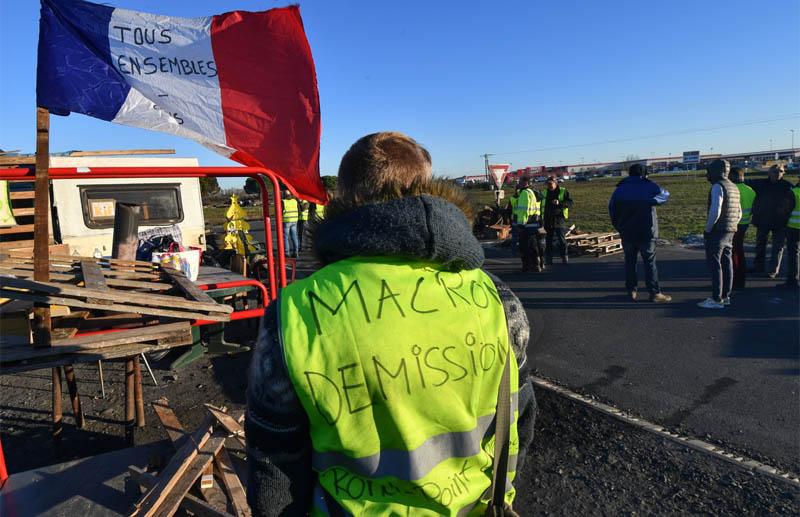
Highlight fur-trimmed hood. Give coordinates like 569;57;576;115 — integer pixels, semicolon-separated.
309;179;483;270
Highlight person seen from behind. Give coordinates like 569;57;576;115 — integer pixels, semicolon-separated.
747;164;794;278
507;187;520;256
246;131;537;515
282;190;300;258
730;166;756;290
542;176;573;265
608;163;671;302
698;159;741;309
779;174;800;289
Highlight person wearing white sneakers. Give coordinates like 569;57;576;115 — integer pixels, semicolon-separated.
698;159;742;309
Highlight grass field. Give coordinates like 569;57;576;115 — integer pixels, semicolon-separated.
468;171;766;242
203;205;265;225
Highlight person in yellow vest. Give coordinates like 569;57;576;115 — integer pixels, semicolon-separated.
514;178;545;272
282;190;300;258
778;176;800;289
246;132;536;516
297;199;310;252
542;176;574;265
731;167;756;289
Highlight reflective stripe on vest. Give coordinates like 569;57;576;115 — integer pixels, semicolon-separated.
280;257;519;515
283;198;299;223
789;187;800;230
513;189;538;224
544;187;568;221
736;183;756;225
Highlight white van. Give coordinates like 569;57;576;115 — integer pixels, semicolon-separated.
47;156;206;257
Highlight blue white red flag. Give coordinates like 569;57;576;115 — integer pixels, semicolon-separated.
37;0;325;203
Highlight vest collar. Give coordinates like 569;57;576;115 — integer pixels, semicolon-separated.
312;192;484;271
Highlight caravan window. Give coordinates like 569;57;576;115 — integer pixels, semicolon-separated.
79;184;184;229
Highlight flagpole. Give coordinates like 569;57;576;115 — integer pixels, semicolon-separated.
33;106;52;347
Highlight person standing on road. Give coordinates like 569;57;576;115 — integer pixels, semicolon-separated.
778;176;800;289
698;159;741;309
282;190;300;258
515;178;545;271
747;164;794;278
542;176;573;265
246;131;537;515
608;163;671;302
731;167;756;290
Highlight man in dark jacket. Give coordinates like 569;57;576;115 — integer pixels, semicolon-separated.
608;163;671;302
698;159;742;309
748;164;794;278
245;132;537;515
542;176;574;264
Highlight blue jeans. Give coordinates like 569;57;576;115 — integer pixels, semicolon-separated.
622;238;660;294
705;231;734;302
283;222;299;257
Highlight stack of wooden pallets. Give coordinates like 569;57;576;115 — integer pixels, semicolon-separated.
129;398;251;517
0;253;232;441
566;231;623;257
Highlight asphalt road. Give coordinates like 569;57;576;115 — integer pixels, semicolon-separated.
485;243;800;471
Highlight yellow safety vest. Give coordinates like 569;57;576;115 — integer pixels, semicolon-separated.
300;202;310;222
789;186;800;230
542;187;568;221
736;183;756;226
513;189;539;224
0;180;17;227
280;257;519;516
312;203;325;221
283;198;300;223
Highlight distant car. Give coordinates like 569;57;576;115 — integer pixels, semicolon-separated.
576;176;591;182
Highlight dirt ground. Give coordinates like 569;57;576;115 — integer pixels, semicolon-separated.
5;178;794;515
1;348;798;515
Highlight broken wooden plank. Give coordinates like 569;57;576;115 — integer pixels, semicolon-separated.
128;467;232;517
215;448;251;517
0;289;230;322
132;418;223;517
0;276;231;314
0;224;35;235
205;405;245;447
161;267;217;305
0;322;191;362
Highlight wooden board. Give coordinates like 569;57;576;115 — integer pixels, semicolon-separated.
128;467;231;517
0;277;230;314
0;322;191;362
131;419;218;517
0;289;230;322
161;267;218;305
215;448;251;517
0;329;193;374
205;404;245;447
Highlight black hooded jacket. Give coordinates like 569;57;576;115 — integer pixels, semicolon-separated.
245;186;537;515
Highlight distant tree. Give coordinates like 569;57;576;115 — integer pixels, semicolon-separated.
321;175;338;191
624;154;641;162
243;177;260;195
199;177;220;198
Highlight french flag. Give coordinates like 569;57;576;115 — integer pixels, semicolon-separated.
37;0;325;203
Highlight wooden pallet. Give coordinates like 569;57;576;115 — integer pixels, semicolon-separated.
585;239;623;257
129;399;251;517
0;254;232;325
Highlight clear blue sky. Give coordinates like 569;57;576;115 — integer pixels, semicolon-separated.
2;0;799;188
